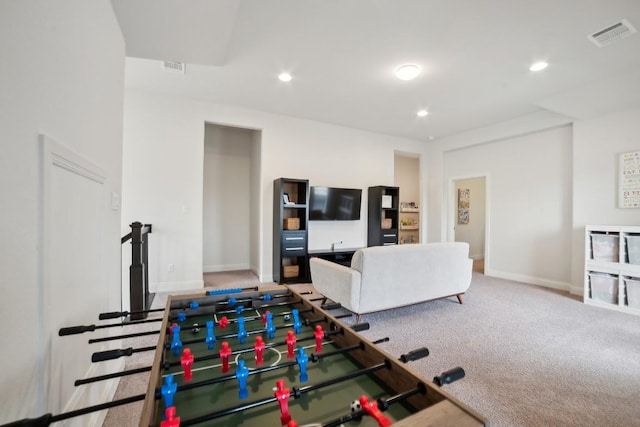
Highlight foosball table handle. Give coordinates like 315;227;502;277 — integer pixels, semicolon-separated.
0;413;52;427
351;322;370;332
400;347;429;363
433;367;466;386
58;325;96;336
91;347;134;362
98;311;127;320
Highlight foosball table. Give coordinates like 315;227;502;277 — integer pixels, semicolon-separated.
4;285;488;427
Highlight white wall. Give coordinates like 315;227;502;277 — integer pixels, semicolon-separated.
203;124;256;272
122;90;427;287
571;108;640;291
443;126;574;290
454;177;486;259
0;1;124;423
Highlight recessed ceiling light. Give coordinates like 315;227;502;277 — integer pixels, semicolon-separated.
395;64;420;80
278;72;292;82
417;110;429;117
529;61;548;72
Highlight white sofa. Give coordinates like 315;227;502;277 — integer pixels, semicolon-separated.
309;242;472;320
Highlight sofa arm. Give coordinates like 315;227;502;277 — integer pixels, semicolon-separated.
309;258;362;314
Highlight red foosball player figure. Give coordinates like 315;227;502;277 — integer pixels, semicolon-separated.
359;395;392;427
160;406;180;427
261;310;271;324
218;316;230;329
180;348;194;382
254;336;265;366
287;421;298;427
219;341;232;373
286;330;297;359
314;325;324;353
274;379;291;425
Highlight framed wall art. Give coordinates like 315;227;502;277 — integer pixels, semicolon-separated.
458;188;470;224
619;150;640;208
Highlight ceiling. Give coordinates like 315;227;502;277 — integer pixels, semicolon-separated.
112;0;640;141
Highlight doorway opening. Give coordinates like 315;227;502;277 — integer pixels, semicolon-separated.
394;151;421;245
203;123;262;285
450;176;488;274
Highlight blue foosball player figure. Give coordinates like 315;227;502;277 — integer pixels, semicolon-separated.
235;359;250;399
266;312;276;339
161;374;177;409
205;320;216;350
292;308;302;334
170;325;182;356
296;347;309;382
237;316;247;344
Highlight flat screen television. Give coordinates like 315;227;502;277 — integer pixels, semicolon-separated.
309;186;362;220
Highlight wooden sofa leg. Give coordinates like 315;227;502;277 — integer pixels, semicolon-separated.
456;294;464;304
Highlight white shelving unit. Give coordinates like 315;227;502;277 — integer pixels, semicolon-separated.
584;225;640;315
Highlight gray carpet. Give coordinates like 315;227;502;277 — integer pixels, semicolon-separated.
103;270;640;426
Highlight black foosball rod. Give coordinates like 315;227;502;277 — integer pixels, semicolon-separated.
85;324;347;383
78;326;379;387
97;289;302;321
0;393;146;427
167;337;392;397
87;306;319;345
90;321;347;363
58;317;164;336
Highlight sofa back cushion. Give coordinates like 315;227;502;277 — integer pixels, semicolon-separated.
350;242;472;313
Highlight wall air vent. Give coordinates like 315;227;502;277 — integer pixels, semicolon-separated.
588;19;637;47
162;61;186;74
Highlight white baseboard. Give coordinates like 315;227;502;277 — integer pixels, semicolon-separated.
569;285;584;296
62;358;124;427
469;254;484;261
484;268;572;292
152;280;204;293
203;263;251;273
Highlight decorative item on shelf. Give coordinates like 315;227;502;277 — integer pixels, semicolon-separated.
381;195;393;208
400;235;417;244
283;193;295;205
400;201;419;209
283;265;299;278
283;218;300;230
381;218;392;229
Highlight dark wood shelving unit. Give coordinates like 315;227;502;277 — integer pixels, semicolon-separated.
367;186;399;246
273;178;309;283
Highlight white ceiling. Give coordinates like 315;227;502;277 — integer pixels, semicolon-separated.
112;0;640;141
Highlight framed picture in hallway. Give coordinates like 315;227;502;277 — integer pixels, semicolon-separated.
458;188;469;224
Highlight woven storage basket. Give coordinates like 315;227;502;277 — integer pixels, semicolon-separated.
283;218;300;230
381;218;392;229
283;265;299;278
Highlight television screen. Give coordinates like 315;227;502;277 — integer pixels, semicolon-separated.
309;186;362;220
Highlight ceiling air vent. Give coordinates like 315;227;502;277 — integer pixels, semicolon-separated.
588;19;637;47
162;61;186;74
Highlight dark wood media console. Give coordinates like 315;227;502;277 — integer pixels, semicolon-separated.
308;247;361;268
